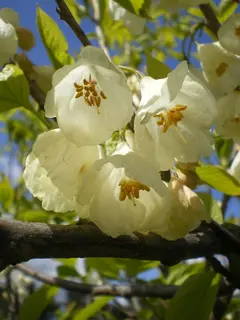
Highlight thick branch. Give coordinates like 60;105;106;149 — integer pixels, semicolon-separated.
199;4;221;36
0;219;236;272
56;0;91;46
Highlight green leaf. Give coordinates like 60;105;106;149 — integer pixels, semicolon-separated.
198;193;223;224
36;7;74;69
218;0;237;22
196;165;240;195
215;137;233;166
115;258;159;277
65;0;82;23
57;265;80;278
166;271;220;320
73;297;112;320
146;54;171;79
86;258;120;278
19;285;59;320
165;262;204;286
112;0;141;14
16;210;49;222
0;65;31;112
0;177;13;211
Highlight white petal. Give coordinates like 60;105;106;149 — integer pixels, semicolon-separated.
218;13;240;55
23;153;75;212
198;42;240;93
229;151;240;182
165;60;188;101
32;129;99;199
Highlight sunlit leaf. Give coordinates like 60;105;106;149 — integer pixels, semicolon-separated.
146;54;171;79
36;6;74;69
0;177;14;211
73;297;112;320
198;193;223;224
65;0;82;23
16;210;49;222
196;165;240;195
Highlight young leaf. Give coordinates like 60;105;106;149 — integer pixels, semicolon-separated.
65;0;82;23
146;54;171;79
0;177;14;211
196;165;240;195
166;271;220;320
72;297;112;320
0;65;31;112
198;192;223;224
16;210;49;223
19;285;59;320
36;7;74;69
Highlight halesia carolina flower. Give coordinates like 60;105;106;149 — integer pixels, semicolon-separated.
158;0;209;11
109;0;145;35
218;14;240;56
0;18;18;66
77;149;171;238
229;150;240;182
45;46;133;147
143;178;210;241
134;61;216;171
23;129;99;213
198;41;240;94
215;91;240;143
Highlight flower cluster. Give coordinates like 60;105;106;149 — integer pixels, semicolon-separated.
24;46;214;240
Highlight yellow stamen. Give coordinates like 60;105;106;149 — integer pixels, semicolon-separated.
215;62;228;77
153;105;187;133
118;178;150;206
74;74;108;114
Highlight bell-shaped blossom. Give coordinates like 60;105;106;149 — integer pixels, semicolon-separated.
23;129;99;212
45;46;133;147
134;61;216;171
218;14;240;56
143;178;210;240
0;18;18;66
198;41;240;94
229;150;240;182
109;0;145;35
77;150;171;238
215;91;240;143
0;8;19;27
158;0;209;11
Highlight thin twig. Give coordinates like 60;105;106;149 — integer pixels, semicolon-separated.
55;0;91;46
15;264;233;299
199;4;221;37
16;264;176;298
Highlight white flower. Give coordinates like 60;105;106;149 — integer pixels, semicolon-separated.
77;150;171;238
0;18;18;66
215;91;240;143
229;150;240;182
127;74;141;107
146;178;209;240
134;61;216;171
0;8;19;27
23;129;99;212
109;0;145;35
158;0;209;11
45;46;133;147
218;14;240;56
198;41;240;94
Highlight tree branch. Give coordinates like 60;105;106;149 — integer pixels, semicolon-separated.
55;0;91;46
199;4;221;37
0;219;237;273
15;264;234;299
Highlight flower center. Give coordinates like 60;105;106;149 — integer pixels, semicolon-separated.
74;74;107;114
215;62;228;77
153;105;187;133
118;178;150;206
235;26;240;36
